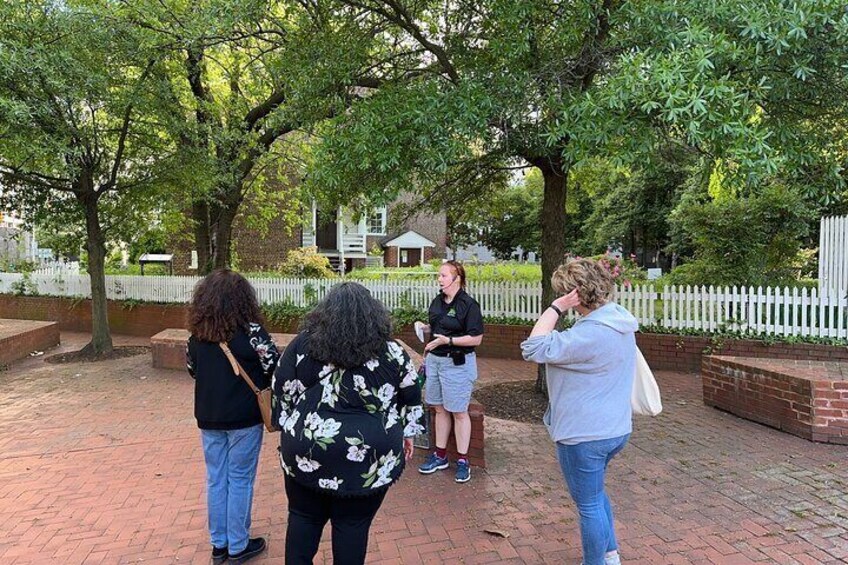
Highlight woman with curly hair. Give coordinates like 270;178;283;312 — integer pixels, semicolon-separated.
273;282;423;565
521;258;638;565
186;269;280;564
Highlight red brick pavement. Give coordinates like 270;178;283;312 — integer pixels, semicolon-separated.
1;333;847;564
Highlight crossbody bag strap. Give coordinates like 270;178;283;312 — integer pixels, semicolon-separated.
219;342;261;394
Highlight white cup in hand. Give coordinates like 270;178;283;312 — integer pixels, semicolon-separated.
414;321;426;343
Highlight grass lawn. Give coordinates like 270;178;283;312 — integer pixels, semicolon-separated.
347;261;541;282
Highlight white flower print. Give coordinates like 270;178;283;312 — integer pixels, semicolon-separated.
282;409;300;435
319;364;336;378
387;341;406;364
282;379;306;397
320;379;337;407
377;383;395;410
400;361;417;388
371;452;399;489
346;444;370;462
385;406;399;430
404;421;425;436
372;474;392;489
305;412;322;430
296;354;305;366
379;452;399;475
365;358;380;371
353;374;367;390
254;342;270;358
315;418;342;439
319;477;343;491
403;405;425;436
296;455;321;473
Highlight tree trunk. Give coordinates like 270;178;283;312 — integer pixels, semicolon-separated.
534;157;569;395
192;197;239;273
210;203;237;270
78;189;113;355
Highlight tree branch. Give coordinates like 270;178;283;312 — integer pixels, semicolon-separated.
0;163;76;193
340;0;460;83
103;60;157;193
572;0;620;92
243;88;288;130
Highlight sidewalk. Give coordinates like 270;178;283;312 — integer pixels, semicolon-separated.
0;333;847;564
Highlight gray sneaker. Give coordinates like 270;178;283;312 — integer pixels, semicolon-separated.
455;459;471;483
419;452;449;474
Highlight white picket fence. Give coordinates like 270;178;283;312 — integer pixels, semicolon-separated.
820;215;848;298
31;260;81;276
0;273;846;338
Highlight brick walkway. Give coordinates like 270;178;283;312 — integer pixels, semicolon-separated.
1;333;848;564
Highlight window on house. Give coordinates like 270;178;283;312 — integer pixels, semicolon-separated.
367;208;386;235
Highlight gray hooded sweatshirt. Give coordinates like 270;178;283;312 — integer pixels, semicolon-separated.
521;302;638;445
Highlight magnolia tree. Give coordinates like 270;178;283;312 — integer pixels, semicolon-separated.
0;2;176;354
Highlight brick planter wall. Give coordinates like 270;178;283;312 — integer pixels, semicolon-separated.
0;320;60;365
0;296;301;337
3;295;846;370
702;356;848;444
638;334;848;372
398;324;848;371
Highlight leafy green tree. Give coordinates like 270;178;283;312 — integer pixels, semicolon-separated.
579;151;693;268
478;171;543;260
305;0;848;392
119;0;385;273
308;0;848;306
0;2;176;354
667;183;813;286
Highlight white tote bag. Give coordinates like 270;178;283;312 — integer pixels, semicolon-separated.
632;347;662;416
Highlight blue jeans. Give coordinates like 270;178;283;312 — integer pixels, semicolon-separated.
556;434;629;565
201;425;263;554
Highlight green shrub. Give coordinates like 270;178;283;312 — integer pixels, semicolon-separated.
277;246;337;278
105;263;170;276
262;302;309;329
667;185;812;286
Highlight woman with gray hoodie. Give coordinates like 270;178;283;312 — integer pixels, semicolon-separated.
521;258;638;565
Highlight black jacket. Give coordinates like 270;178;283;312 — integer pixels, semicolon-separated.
186;323;280;430
273;333;424;497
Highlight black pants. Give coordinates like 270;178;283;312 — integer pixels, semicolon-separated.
284;475;387;565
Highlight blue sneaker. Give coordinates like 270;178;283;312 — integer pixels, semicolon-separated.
418;452;449;474
455;459;471;483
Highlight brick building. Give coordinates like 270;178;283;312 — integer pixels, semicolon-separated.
170;183;446;275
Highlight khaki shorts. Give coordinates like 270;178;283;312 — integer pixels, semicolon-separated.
424;353;477;413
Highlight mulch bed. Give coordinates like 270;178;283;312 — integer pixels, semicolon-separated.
474;380;547;424
45;346;150;365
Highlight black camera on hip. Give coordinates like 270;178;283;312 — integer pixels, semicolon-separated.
450;349;466;366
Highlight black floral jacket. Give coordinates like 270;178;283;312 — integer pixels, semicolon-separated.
273;333;424;496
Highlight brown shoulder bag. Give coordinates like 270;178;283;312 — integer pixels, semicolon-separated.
219;343;279;433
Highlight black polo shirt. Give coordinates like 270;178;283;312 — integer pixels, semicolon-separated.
427;288;484;356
